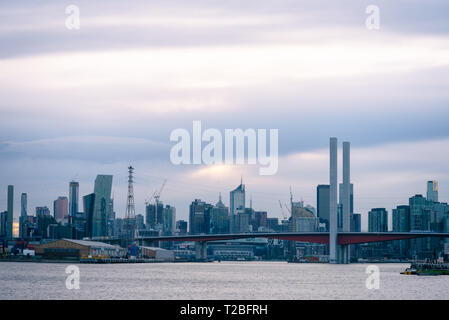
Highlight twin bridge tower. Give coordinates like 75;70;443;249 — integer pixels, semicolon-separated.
329;138;351;264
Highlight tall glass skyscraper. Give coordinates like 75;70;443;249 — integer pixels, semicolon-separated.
6;185;14;240
230;182;245;233
19;193;28;238
316;184;330;230
368;208;388;232
92;175;113;238
69;181;79;216
21;193;27;217
83;193;95;238
426;180;438;203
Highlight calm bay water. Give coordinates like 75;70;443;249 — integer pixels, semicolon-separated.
1;261;448;300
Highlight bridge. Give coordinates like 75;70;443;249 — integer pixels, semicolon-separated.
129;232;449;261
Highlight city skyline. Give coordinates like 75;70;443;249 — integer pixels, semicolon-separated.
0;156;445;233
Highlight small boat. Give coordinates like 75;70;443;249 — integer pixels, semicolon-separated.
401;262;449;276
400;267;418;275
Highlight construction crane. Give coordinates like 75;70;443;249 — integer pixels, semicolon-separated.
284;203;292;216
144;179;167;226
154;179;167;204
278;200;287;220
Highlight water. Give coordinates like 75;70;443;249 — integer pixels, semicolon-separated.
1;261;448;300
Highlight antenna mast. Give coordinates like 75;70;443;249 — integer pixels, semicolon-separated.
122;166;137;247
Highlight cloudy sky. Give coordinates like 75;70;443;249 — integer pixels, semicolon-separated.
1;0;449;230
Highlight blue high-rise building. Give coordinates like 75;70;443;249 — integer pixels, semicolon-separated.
316;185;330;230
69;181;79;217
91;175;113;238
368;208;388;232
6;185;14;240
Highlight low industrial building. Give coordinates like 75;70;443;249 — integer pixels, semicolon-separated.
35;239;124;259
140;246;175;261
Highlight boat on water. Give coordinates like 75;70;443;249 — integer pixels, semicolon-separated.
401;262;449;276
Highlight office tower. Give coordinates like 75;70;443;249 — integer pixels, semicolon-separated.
431;202;449;232
252;211;267;231
392;205;410;232
21;193;27;217
317;185;330;229
329;138;338;263
392;205;410;257
230;181;245;233
210;194;230;234
351;213;361;232
426;180;438;203
163;205;176;235
53;196;69;223
368;208;388;232
19;193;28;238
136;214;145;230
108;198;115;220
267;217;280;232
6;185;14;240
69;181;79;217
113;218;123;238
146;202;164;229
236;210;252;233
0;211;7;237
409;195;431;231
189;199;212;234
83;193;95;238
92;175;113;237
176;220;188;235
409;195;434;259
36;214;57;239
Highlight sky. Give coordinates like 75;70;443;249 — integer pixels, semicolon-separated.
1;0;449;231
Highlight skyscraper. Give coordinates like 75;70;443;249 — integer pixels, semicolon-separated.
392;205;410;257
426;180;438;203
163;205;176;235
53;196;69;223
409;194;431;231
83;193;95;238
317;184;330;229
189;199;212;235
92;175;113;237
69;181;79;217
368;208;388;232
146;202;164;229
21;193;27;217
351;213;361;232
6;185;14;240
19;193;28;238
230;181;245;233
210;194;230;234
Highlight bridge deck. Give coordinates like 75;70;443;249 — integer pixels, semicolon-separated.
132;232;449;245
